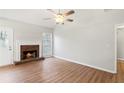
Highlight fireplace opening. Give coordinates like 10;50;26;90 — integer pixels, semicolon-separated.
23;50;37;59
21;45;39;60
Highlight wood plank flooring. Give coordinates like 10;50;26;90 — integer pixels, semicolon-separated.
0;58;124;83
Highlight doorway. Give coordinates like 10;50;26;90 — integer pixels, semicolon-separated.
0;26;13;66
117;25;124;61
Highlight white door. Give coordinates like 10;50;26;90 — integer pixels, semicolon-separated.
42;33;53;57
0;27;13;66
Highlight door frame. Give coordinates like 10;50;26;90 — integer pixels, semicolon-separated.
115;23;124;73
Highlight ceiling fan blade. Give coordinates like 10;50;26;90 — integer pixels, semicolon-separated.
66;19;74;22
47;9;56;14
64;10;75;16
43;18;52;20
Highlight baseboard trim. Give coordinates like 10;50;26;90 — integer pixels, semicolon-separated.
117;58;124;61
0;64;15;69
54;55;116;74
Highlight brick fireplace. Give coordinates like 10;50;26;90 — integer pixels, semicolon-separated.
21;45;39;60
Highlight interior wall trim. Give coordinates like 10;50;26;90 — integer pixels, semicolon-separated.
117;58;124;61
54;55;117;74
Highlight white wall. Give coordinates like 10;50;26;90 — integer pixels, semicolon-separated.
54;10;124;73
117;28;124;60
0;18;53;62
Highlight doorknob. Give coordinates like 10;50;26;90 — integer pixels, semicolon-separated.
9;46;12;51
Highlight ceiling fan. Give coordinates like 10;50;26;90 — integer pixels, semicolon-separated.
43;9;75;24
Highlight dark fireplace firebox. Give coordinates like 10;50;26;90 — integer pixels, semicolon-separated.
23;50;37;59
21;45;39;60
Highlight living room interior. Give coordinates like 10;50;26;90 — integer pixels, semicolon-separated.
0;9;124;83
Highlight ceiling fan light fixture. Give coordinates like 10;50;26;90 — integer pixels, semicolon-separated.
55;15;65;23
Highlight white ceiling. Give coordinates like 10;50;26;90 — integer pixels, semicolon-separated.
0;9;72;28
0;9;124;29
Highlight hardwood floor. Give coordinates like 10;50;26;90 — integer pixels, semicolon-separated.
0;58;124;83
